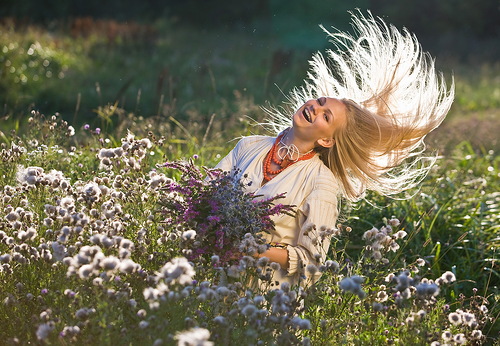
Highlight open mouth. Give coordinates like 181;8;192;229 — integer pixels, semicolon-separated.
302;108;312;123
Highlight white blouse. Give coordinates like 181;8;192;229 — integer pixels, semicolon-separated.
216;135;341;288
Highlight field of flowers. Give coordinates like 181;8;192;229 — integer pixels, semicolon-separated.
0;110;498;345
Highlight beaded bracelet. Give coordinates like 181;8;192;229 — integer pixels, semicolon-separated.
269;242;287;249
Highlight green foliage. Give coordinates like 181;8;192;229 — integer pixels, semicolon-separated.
349;143;499;282
0;27;84;114
451;63;500;113
0;18;311;128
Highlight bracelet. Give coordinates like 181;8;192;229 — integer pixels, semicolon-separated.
269;242;287;249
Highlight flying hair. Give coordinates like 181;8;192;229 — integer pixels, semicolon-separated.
262;10;455;201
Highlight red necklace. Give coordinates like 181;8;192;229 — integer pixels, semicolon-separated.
263;133;316;183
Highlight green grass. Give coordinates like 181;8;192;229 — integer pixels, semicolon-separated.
0;18;312;129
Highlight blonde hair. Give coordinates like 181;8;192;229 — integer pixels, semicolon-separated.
264;11;454;201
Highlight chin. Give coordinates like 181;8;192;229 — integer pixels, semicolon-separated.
292;112;306;125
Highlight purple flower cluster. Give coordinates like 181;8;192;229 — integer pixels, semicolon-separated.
158;160;291;265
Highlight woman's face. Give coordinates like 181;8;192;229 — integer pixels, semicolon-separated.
292;97;347;147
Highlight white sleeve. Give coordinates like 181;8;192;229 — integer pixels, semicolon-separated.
286;175;339;283
214;139;243;173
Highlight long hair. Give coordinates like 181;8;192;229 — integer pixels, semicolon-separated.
263;10;454;201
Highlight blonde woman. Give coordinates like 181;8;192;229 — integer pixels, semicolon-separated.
215;11;454;289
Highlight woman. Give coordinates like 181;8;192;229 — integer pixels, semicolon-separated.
215;11;454;289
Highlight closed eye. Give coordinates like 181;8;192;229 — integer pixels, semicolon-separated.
317;97;326;106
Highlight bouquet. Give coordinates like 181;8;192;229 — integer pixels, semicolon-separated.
158;160;291;265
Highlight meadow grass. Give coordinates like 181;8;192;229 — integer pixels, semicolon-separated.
0;18;499;345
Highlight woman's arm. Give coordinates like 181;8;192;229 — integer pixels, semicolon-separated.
255;247;289;270
285;175;340;279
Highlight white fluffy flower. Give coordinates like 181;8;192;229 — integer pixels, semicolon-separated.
182;230;197;241
36;322;54;340
393;230;407;239
119;259;141;274
158;257;195;286
439;271;456;284
175;328;213;346
339;276;365;298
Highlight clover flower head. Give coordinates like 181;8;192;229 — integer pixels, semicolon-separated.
453;333;467;344
376;290;389;303
441;330;452;341
182;230;197;241
78;264;95;279
395;271;412;291
138;320;149;329
291;317;312;330
75;307;95;320
66;126;75;136
60;197;75;209
60;325;81;337
158;257;195;286
388;218;400;227
362;228;377;241
270;261;281;271
415;282;440;298
175;327;213;346
36;322;55;340
118;239;134;250
339;276;365;299
241;304;257;317
462;312;476;327
448;312;462;325
471;330;483;340
324;260;339;272
213;316;226;325
140;138;152;149
350;275;364;285
51;241;66;261
393;230;407;240
18;227;37;241
306;264;319;275
5;211;19;222
119;259;141;274
439;271;456;284
257;256;270;268
17;166;44;185
280;282;290;293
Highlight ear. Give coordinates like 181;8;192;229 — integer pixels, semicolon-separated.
317;137;335;148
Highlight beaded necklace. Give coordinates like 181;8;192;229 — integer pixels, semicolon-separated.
263;133;316;183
